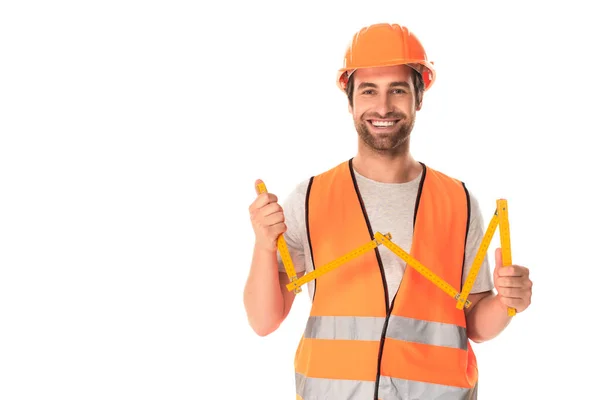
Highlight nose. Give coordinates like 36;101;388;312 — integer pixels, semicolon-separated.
374;92;393;117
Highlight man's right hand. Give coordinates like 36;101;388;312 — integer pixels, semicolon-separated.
249;179;287;252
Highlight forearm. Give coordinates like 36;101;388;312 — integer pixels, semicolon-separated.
466;293;513;343
243;245;285;336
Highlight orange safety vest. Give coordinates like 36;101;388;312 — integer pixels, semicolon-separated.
294;159;478;400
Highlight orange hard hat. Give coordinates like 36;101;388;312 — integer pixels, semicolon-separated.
337;23;436;92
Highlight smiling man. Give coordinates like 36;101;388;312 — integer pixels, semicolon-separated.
351;74;417;152
243;23;533;400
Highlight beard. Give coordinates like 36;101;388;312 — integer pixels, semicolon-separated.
355;111;415;153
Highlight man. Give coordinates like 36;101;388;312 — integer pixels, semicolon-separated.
243;23;533;400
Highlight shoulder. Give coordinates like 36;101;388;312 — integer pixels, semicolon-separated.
282;179;311;208
275;178;311;245
466;189;484;227
280;178;311;229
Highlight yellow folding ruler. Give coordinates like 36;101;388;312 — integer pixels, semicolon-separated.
255;181;301;293
373;232;472;308
285;232;392;292
456;199;517;316
278;230;469;308
254;181;516;315
254;181;472;306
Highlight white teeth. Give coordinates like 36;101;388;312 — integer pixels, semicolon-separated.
371;120;395;127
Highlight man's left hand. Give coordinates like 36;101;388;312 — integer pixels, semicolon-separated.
493;248;533;314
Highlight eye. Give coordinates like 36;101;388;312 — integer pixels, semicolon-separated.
362;89;375;95
392;89;407;94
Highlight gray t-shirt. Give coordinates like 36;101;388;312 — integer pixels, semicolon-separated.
277;167;494;305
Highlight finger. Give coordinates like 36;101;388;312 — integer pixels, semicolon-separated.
263;211;285;227
258;202;283;219
496;276;526;288
268;222;287;236
493;248;502;279
250;193;278;211
497;287;525;299
497;266;523;277
255;179;267;195
495;247;502;268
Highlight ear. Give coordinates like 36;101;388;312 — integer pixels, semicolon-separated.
415;93;423;111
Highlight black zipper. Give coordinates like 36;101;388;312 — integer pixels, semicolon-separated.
349;159;427;400
373;303;393;400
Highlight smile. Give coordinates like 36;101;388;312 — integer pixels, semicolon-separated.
368;120;399;128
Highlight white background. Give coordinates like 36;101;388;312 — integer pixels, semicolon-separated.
1;1;598;399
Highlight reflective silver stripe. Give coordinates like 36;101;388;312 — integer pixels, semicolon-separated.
303;315;466;349
386;315;468;350
304;315;384;341
296;372;374;399
296;373;477;400
378;376;477;400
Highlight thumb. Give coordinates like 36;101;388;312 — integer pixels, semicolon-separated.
494;247;503;275
255;179;265;195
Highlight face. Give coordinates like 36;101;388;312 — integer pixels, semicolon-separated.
349;65;421;153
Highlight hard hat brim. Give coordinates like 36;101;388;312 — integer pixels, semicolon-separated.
336;60;436;92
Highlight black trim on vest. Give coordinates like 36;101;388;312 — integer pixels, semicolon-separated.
413;162;427;228
460;182;471;292
305;176;316;302
348;158;388;307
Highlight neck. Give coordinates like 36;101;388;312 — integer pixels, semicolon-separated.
353;140;422;183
